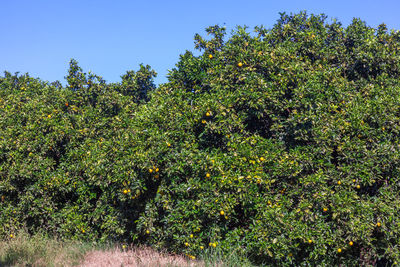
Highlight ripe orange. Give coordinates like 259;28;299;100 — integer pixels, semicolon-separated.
206;173;210;178
337;248;342;253
377;222;381;227
323;207;328;212
337;181;341;185
349;241;353;246
237;62;243;67
308;239;313;244
208;54;213;59
149;168;153;173
123;189;128;194
220;210;225;216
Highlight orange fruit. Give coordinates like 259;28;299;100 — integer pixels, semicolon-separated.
337;248;342;253
206;173;210;178
377;222;381;227
237;62;243;67
220;210;225;216
349;241;353;246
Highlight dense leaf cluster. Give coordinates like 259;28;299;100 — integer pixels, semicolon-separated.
1;11;400;266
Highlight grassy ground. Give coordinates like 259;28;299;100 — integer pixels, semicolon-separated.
0;231;256;267
0;230;92;267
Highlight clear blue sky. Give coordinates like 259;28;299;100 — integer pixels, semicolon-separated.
1;0;399;85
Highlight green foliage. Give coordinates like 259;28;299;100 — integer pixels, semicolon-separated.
0;61;157;244
1;11;400;266
120;64;157;103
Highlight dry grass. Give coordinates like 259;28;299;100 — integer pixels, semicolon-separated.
0;231;204;267
0;231;252;267
78;246;205;267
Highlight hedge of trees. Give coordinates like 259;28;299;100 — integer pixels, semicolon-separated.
1;11;400;266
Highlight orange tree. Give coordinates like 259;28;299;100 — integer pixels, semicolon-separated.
0;61;157;242
131;12;400;266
